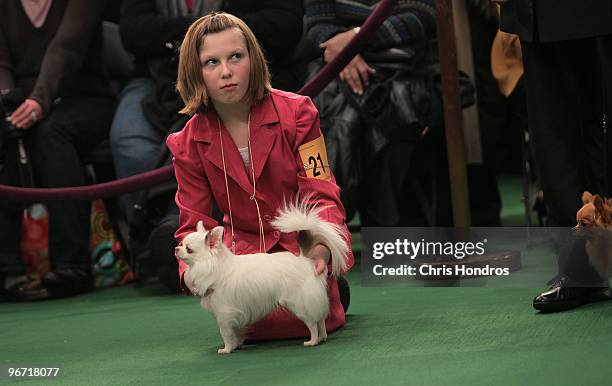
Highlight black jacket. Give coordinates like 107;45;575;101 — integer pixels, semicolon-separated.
120;0;302;65
500;0;612;43
0;0;112;114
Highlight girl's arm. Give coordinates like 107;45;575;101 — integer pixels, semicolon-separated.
167;128;219;279
293;96;354;275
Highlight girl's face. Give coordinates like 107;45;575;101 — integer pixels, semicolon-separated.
199;28;251;108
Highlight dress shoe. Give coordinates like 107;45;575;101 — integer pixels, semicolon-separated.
0;273;51;301
41;268;93;297
533;275;611;312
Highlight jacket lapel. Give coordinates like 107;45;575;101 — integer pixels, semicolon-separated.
249;95;279;183
193;112;254;194
191;94;280;193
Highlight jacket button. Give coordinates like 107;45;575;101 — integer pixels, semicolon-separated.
263;214;271;221
273;231;280;237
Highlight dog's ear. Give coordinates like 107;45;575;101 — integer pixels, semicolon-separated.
594;195;605;214
205;226;224;250
582;191;594;204
196;221;206;233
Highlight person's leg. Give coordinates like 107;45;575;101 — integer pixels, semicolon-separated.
0;208;22;275
597;35;612;195
29;95;115;294
521;40;585;228
0;142;25;275
558;37;611;285
109;78;164;223
523;38;612;311
0;143;49;300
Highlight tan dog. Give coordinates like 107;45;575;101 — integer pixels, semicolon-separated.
575;191;612;277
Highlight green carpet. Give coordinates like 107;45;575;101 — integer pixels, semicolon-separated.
2;174;612;385
2;270;612;385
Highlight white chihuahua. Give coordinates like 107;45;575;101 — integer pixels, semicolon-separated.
176;201;348;354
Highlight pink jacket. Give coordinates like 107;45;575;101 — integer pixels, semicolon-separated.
166;89;354;339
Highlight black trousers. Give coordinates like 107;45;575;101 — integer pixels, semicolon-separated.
0;96;115;274
521;35;612;285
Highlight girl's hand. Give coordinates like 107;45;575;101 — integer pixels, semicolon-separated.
308;243;331;275
340;54;376;95
10;99;44;129
319;30;357;63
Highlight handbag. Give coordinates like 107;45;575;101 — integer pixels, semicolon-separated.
310;50;427;221
310;43;475;222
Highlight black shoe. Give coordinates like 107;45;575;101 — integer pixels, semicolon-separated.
1;273;51;301
148;218;180;293
533;276;611;312
337;276;350;313
41;268;93;297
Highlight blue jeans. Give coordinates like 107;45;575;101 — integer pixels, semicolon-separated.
0;95;115;274
109;78;165;223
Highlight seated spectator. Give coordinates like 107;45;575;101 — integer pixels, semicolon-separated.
0;0;116;300
110;0;303;292
304;0;441;226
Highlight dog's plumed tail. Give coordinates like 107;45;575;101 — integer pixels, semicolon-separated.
271;199;348;276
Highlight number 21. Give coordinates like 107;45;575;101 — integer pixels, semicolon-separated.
308;153;326;177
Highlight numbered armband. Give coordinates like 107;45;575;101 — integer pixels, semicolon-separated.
298;135;332;181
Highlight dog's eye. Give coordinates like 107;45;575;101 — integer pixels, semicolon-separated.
186;247;193;254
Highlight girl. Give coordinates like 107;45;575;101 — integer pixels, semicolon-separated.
168;12;354;340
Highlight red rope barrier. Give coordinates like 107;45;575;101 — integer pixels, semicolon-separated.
0;165;174;201
0;0;397;202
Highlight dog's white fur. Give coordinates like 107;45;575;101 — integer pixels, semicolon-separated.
176;200;349;354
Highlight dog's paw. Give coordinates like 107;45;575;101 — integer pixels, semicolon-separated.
217;347;233;355
303;339;320;347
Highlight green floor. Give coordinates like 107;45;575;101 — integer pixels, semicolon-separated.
2;175;612;385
